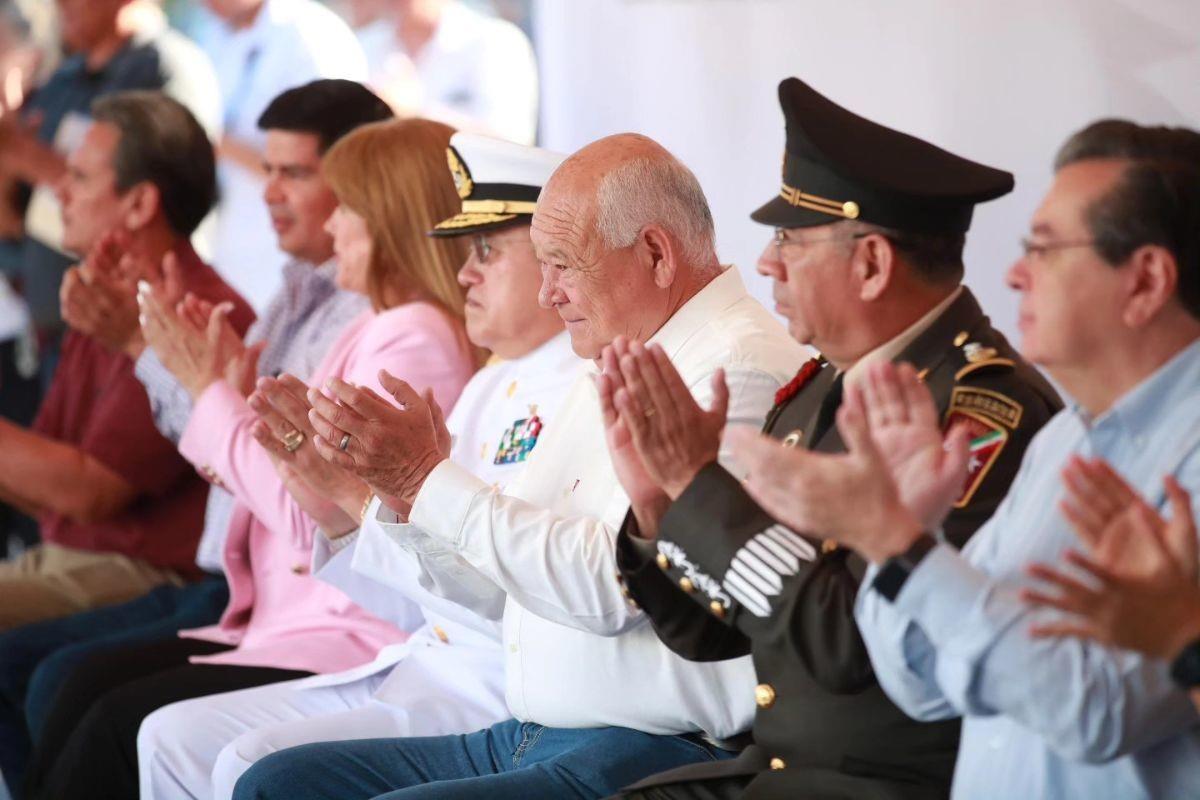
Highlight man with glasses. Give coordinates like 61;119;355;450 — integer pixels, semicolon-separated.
600;77;1060;799
726;118;1200;798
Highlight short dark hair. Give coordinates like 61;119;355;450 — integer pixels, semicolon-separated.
257;79;394;153
1054;119;1200;170
1055;119;1200;320
91;90;216;237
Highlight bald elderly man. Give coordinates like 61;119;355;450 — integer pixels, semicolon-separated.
231;134;807;799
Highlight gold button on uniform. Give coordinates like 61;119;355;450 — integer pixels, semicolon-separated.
433;625;450;644
755;683;776;709
678;577;695;593
769;757;786;771
954;330;969;347
656;553;670;570
709;600;726;619
821;539;839;554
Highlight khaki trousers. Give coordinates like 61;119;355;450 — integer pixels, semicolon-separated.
0;543;182;631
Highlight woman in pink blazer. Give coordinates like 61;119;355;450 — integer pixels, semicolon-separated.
32;118;478;800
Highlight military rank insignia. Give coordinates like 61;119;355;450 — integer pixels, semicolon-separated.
944;386;1021;507
494;405;543;465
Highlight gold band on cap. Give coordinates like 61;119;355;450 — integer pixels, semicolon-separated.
779;183;860;220
460;199;538;215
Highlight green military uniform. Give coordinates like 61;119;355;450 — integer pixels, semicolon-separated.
615;288;1059;799
610;78;1063;799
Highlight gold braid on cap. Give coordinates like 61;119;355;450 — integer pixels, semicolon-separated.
779;183;860;220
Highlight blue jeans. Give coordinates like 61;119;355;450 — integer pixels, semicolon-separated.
234;718;734;800
0;576;227;795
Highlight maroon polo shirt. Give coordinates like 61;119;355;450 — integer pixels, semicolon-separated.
32;243;255;577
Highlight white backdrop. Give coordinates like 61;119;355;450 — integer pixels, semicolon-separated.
532;0;1200;339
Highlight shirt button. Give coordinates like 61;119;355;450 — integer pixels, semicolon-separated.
755;683;776;709
509;644;519;653
769;757;786;770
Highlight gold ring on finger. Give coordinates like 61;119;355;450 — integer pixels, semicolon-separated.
281;429;305;453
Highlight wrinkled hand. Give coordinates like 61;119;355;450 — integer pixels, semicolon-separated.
596;339;670;537
610;338;728;500
249;373;366;536
308;370;451;513
1022;472;1200;659
857;362;970;530
59;229;140;352
139;261;244;399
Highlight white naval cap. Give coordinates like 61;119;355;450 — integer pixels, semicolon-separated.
430;132;567;236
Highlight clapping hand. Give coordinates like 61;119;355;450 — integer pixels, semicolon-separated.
727;362;969;563
307;370;451;515
138;252;246;399
596;338;670;536
249;373;367;537
604;337;728;501
1022;462;1200;660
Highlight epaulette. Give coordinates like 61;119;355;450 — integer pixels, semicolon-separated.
953;341;1015;381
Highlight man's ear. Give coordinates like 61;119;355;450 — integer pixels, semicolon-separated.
1122;244;1179;328
854;232;896;302
121;181;161;233
641;224;678;289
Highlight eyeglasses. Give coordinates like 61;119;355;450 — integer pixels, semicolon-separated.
471;234;492;263
1018;237;1096;260
773;227;875;258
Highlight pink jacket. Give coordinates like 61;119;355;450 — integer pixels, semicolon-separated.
178;303;475;673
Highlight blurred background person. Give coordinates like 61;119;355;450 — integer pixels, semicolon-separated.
357;0;537;145
27;116;478;800
189;0;366;311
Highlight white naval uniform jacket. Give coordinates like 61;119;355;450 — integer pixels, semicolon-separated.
295;333;582;721
364;268;808;740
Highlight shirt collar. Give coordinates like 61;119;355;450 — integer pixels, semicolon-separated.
1075;336;1200;436
843;286;963;388
646;266;750;358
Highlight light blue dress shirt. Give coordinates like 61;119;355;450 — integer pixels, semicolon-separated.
856;338;1200;799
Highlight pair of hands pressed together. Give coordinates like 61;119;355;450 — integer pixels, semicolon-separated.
596;337;969;559
595;336;729;538
246;368;451;536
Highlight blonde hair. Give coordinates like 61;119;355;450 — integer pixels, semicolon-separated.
322;118;469;317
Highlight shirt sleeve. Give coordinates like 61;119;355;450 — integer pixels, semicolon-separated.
133;349;193;445
353;499;507;622
856;454;1200;763
408;365;783;636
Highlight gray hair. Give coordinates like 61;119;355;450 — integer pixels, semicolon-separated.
595;154;717;268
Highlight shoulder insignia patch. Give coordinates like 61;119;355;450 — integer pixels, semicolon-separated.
945;407;1009;508
949;385;1023;429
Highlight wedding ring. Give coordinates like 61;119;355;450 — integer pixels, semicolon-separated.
339;433;352;452
281;429;305;453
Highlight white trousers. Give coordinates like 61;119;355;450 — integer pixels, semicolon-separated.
137;640;507;800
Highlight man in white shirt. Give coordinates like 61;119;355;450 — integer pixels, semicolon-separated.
370;0;538;145
194;0;367;309
135;133;580;800
232;134;806;799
